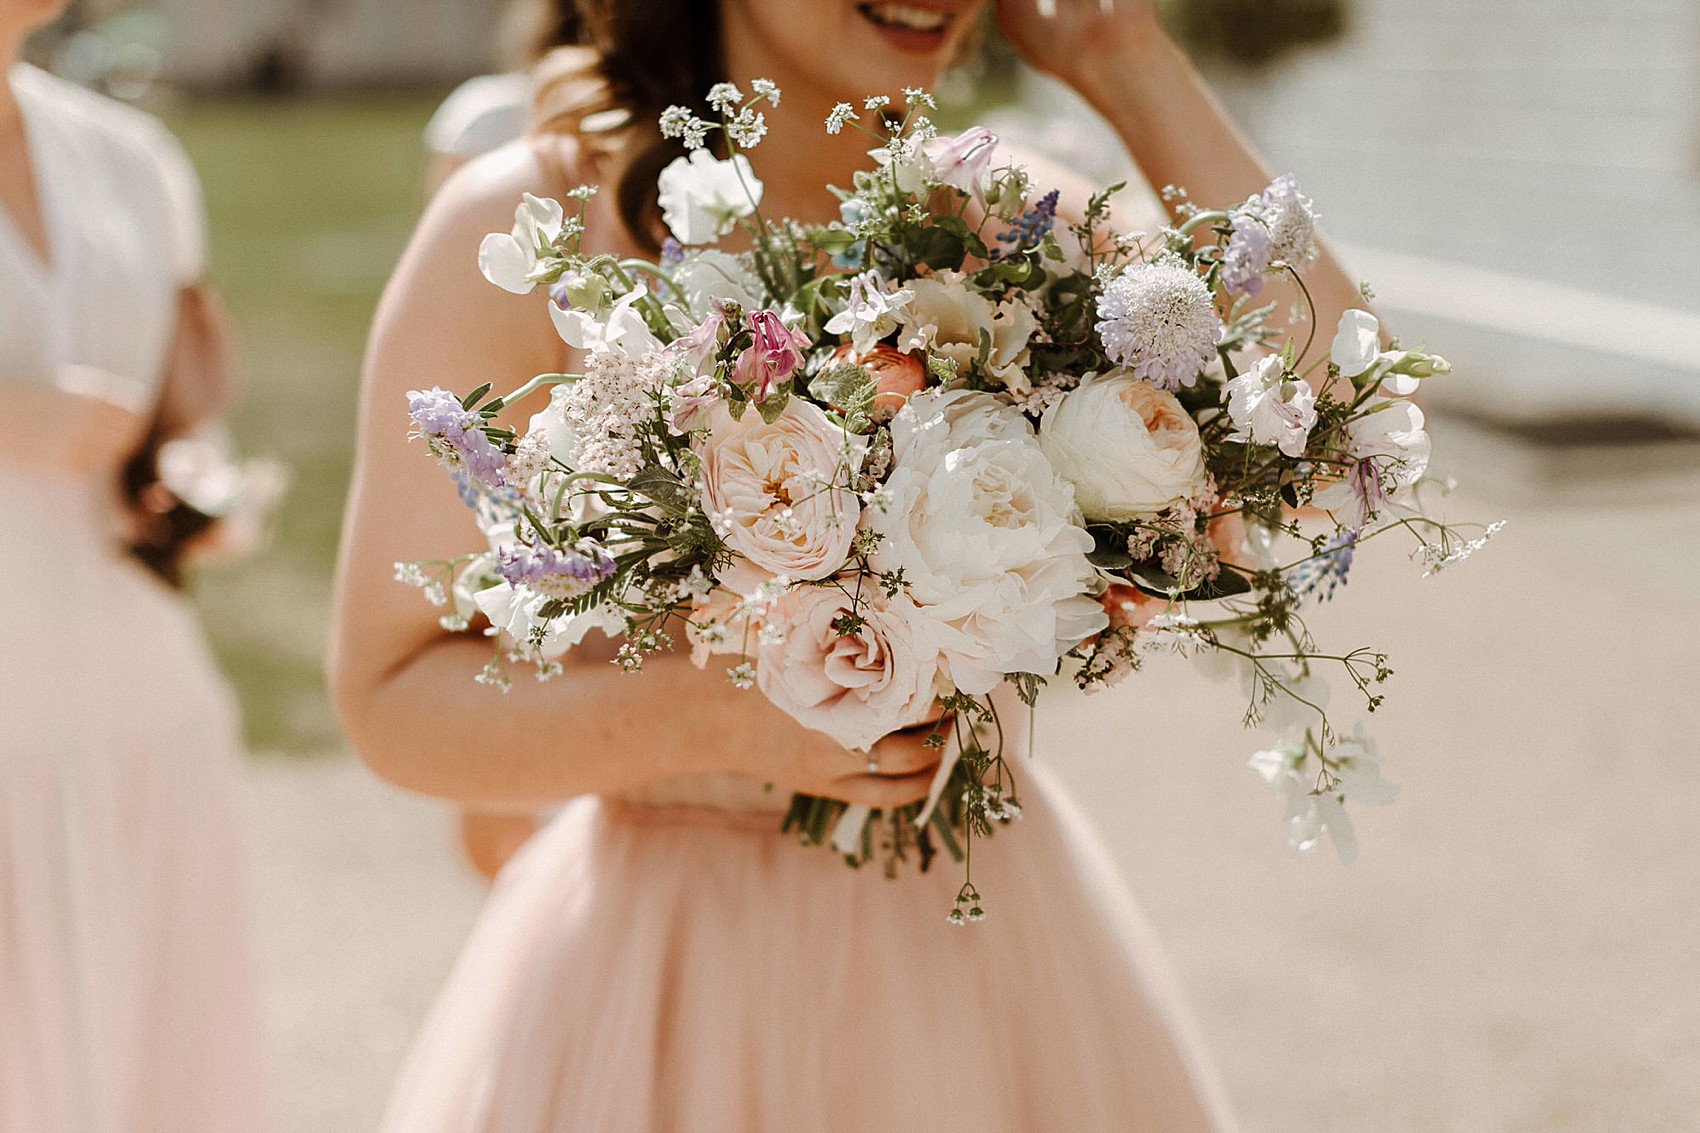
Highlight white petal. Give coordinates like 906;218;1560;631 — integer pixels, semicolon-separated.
1330;309;1381;377
478;233;536;295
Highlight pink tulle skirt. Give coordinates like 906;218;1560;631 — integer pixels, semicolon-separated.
380;764;1236;1132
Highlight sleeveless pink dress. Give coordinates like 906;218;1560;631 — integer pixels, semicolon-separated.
379;758;1238;1131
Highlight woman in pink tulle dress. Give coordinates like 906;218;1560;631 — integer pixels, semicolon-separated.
333;1;1367;1129
0;3;269;1130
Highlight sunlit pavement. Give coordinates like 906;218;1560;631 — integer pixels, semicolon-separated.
242;432;1700;1132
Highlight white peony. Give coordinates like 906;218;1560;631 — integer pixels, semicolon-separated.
478;193;563;295
657;150;762;245
1224;355;1318;458
1038;374;1208;522
896;272;1036;394
700;399;865;583
757;586;943;752
869;390;1106;695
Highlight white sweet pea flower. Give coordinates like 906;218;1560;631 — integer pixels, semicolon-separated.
669;250;766;319
1330;724;1400;806
473;581;621;659
1312;398;1431;530
1248;739;1357;863
549;284;662;359
824;269;914;353
656;150;762;245
1330;309;1450;396
1224;355;1318;458
1330;309;1382;378
478;193;565;294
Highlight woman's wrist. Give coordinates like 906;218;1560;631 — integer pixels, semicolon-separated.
1065;20;1186;120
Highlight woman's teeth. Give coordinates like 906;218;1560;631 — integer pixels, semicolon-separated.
859;4;952;33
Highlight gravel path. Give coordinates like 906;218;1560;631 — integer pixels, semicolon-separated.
242;446;1700;1132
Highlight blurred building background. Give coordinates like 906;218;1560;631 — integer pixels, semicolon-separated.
16;2;1700;1131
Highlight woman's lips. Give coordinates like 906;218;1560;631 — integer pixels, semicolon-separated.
854;2;957;54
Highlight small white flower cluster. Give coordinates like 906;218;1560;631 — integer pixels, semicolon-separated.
552;351;672;480
1418;520;1506;576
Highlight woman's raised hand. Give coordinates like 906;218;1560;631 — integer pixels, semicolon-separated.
993;0;1164;83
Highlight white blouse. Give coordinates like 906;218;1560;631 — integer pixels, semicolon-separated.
0;63;205;414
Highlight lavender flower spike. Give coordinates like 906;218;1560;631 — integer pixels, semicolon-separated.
407;386;506;489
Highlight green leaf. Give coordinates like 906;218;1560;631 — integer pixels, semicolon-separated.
754;384;792;424
626;465;692;518
808;363;876;416
907;225;966;272
1125;561;1253;601
460;383;492;411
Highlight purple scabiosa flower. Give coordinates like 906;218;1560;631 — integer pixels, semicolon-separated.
1222;174;1319;297
497;540;617;601
1095;257;1223;391
407;386;506;489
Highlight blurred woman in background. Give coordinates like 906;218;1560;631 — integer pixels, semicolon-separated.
0;1;269;1129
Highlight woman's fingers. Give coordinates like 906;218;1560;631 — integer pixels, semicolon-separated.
828;768;938;811
866;732;942;779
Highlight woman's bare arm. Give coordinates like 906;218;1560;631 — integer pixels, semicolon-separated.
329;142;939;811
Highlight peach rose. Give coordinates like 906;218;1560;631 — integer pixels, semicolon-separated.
756;586;944;752
828;343;928;416
1038;374;1207;522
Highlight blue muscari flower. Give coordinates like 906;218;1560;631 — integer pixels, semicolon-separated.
1287;530;1357;603
992;188;1060;259
660;237;685;266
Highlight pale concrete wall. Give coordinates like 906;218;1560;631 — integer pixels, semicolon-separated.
998;1;1700;422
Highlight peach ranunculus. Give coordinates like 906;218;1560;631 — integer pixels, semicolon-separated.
1038;374;1208;522
1098;581;1166;633
827;343;927;416
756;585;944;752
699;399;865;583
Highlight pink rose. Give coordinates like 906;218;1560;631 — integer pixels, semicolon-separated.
757;586;944;752
733;309;809;403
700;399;865;582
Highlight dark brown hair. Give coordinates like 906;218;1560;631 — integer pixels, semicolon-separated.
531;0;729;251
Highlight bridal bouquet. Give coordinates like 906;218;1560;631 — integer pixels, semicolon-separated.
398;82;1497;921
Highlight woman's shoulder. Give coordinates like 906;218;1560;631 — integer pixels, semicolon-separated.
431;132;594;231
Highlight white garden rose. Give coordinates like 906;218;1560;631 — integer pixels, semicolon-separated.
1038;374;1208;522
869;390;1107;695
897;272;1037;394
756;586;944;752
700;399;865;583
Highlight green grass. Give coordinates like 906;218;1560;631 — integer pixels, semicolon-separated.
164;92;446;753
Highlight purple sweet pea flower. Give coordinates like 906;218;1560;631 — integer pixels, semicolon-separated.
407;386;506;489
1221;213;1274;297
497;540;617;600
733;310;809;402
